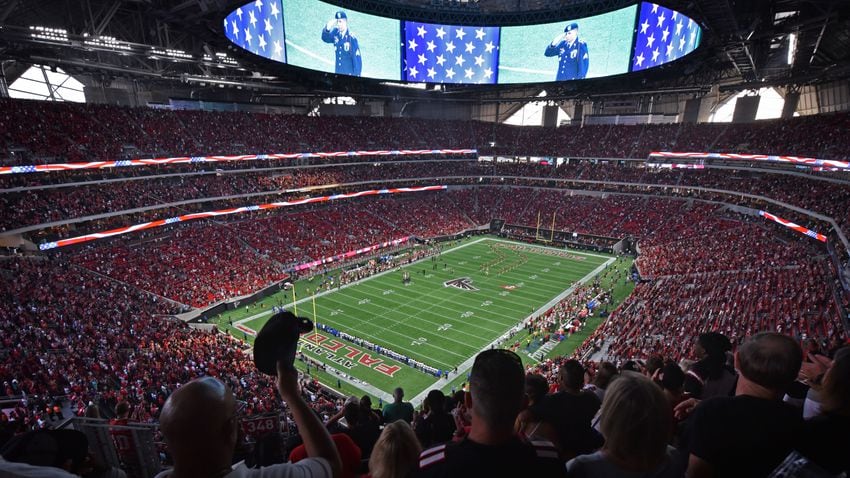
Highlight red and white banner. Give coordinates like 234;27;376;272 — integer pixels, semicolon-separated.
38;185;446;250
646;162;705;169
759;210;827;242
649;151;850;170
292;237;411;271
0;149;477;175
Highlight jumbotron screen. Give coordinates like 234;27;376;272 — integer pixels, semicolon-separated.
223;0;701;84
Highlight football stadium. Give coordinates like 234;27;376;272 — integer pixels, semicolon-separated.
0;0;849;476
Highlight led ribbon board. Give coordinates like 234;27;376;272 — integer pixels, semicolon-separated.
292;236;410;271
0;149;476;175
759;210;827;243
38;185;447;250
649;152;850;170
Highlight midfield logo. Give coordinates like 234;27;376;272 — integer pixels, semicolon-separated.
444;277;479;291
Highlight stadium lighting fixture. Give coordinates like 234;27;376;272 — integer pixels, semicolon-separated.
787;33;796;66
83;35;133;52
29;25;69;43
150;48;193;60
380;81;427;90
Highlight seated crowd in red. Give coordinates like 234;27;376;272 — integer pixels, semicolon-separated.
2;98;850;165
1;99;849;477
0;193;847;477
5;158;850;253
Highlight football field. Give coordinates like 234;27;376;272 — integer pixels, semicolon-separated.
216;237;614;403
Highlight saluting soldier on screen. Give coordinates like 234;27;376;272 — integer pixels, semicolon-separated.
544;22;589;81
321;11;362;76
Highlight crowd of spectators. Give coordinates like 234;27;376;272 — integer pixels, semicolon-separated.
522;333;849;476
8;331;846;477
0;202;847;477
0;160;486;232
0;256;352;447
3;99;850;476
0;99;484;165
72;223;288;308
637;214;812;277
576;212;845;365
7;157;850;255
3;99;850;168
18;186;830;319
65;194;476;307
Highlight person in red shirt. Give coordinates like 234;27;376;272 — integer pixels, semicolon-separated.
109;401;143;478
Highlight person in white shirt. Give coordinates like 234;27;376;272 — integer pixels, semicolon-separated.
155;361;341;478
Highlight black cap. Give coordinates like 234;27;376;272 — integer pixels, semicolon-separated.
253;311;313;375
335;11;347;20
564;22;579;32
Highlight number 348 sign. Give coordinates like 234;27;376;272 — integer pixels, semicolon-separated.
240;414;281;439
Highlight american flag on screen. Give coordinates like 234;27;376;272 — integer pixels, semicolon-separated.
631;2;701;71
402;21;500;84
223;0;285;62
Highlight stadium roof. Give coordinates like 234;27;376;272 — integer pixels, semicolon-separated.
0;0;848;103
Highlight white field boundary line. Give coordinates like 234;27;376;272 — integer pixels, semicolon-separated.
232;237;492;328
331;270;516;327
232;238;496;401
331;250;608;351
296;359;395;404
235;236;607;330
310;294;472;364
428;256;600;293
354;279;523;320
342;255;607;346
354;252;605;317
338;282;512;336
229;236;613;402
302;248;582;364
351;280;519;326
410;255;616;406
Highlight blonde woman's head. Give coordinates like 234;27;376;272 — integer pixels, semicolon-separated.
368;420;422;478
599;372;672;471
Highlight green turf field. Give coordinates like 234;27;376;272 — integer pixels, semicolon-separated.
214;237;616;403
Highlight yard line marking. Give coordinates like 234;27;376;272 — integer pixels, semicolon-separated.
228;237;618;402
325;288;492;338
359;281;523;317
232;237;494;327
316;293;481;356
410;255;616;406
311;308;463;368
312;312;463;367
353;280;518;326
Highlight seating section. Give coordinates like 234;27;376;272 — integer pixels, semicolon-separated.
3;99;850;165
0;100;848;476
5;160;850;250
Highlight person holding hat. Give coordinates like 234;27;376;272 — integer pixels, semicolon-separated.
544;22;589;81
321;11;362;76
155;367;341;478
